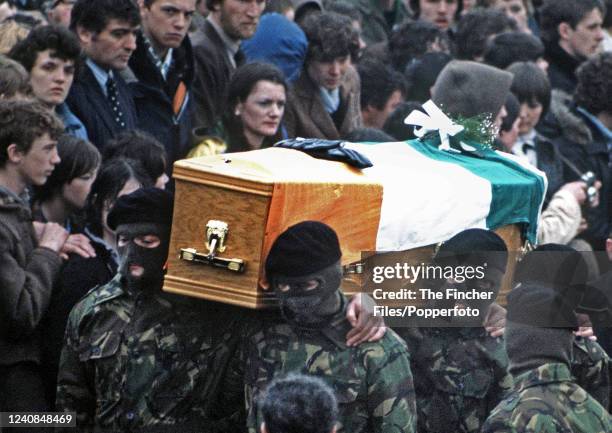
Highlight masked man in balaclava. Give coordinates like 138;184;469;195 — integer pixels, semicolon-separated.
398;228;513;433
56;192;387;431
482;284;612;433
245;221;417;433
514;244;612;411
55;188;250;431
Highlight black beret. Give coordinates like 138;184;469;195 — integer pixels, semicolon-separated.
507;284;578;329
514;244;588;289
107;187;174;231
514;244;591;314
436;228;508;273
265;221;342;278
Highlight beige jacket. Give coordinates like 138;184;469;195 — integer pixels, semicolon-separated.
284;65;362;140
537;189;582;245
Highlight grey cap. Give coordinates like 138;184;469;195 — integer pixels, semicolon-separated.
432;60;513;119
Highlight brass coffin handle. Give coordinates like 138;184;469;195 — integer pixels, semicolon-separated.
179;220;246;273
343;263;364;275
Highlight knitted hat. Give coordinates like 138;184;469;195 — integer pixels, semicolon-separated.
107;187;174;231
432;60;513;119
436;228;508;273
265;221;342;278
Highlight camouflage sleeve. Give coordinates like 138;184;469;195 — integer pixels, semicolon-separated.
366;333;417;433
244;378;259;433
55;307;96;432
489;370;514;413
482;403;564;433
243;329;269;433
488;340;514;411
483;406;608;433
572;337;611;411
481;415;520;433
209;319;249;433
483;382;612;433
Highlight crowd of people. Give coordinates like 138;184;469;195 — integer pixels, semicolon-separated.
0;0;611;431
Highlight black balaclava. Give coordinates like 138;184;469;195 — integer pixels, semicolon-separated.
265;221;344;329
272;261;343;329
505;323;574;377
506;284;578;376
107;187;174;293
433;228;508;325
116;222;170;293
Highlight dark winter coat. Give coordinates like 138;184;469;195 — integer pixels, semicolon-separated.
543;40;583;94
40;232;118;403
191;19;244;130
534;134;566;203
0;188;62;367
125;33;195;167
547;91;611;250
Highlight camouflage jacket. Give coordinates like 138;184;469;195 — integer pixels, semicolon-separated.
482;363;612;433
245;299;417;433
572;336;612;411
56;274;249;432
398;327;513;433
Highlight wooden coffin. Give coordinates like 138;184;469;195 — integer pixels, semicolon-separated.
164;148;384;309
165;148;524;309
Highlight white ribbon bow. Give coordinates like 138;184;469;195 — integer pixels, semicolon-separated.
404;100;465;151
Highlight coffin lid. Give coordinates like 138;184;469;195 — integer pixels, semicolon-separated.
173;147;377;187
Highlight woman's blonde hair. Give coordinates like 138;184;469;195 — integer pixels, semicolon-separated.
0;19;31;55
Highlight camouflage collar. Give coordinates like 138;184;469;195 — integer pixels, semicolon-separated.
319;294;352;349
514;363;573;393
423;326;487;339
292;294;351;349
91;274;127;306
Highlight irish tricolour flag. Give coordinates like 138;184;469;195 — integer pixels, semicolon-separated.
345;140;547;251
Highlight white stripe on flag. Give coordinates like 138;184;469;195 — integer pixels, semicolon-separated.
347;142;492;251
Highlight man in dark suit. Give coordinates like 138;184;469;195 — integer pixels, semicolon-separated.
127;0;196;168
67;0;140;150
190;0;265;131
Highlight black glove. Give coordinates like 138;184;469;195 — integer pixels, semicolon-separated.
274;138;373;169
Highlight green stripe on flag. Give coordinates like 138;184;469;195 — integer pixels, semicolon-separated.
406;138;545;244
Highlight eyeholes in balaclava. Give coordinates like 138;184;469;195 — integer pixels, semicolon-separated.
272;262;343;329
116;222;170;292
